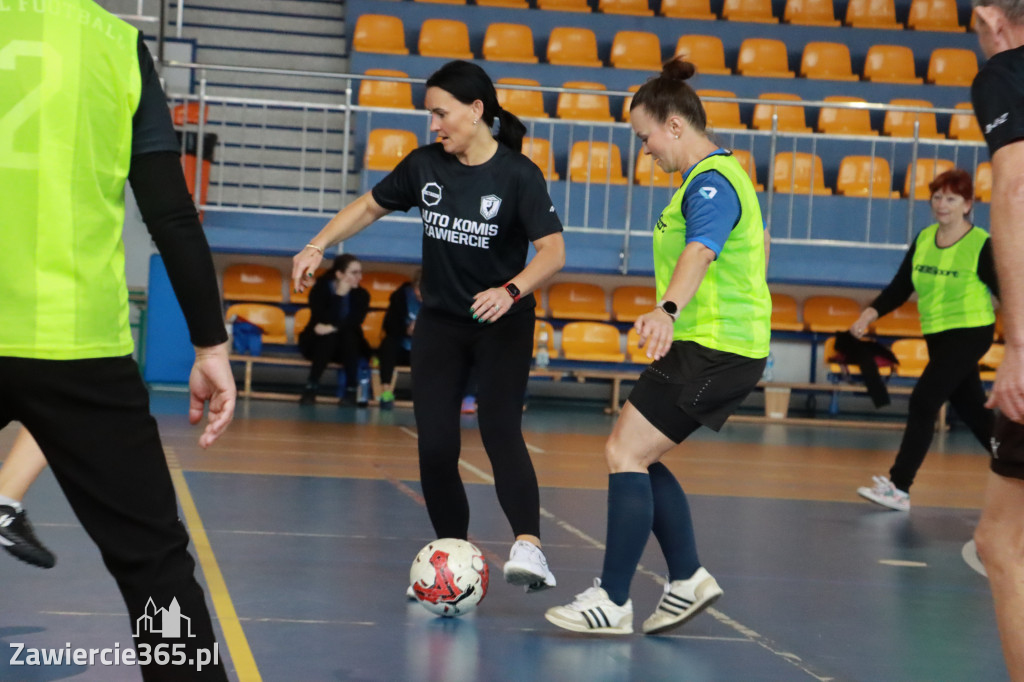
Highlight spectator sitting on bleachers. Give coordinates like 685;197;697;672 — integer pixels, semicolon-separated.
298;254;371;405
378;268;422;409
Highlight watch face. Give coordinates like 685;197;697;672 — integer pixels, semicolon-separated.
506;283;521;298
662;301;678;315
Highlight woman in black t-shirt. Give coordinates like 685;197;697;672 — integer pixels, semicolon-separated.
292;61;566;595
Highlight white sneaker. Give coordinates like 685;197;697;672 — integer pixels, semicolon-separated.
503;540;557;592
642;567;722;635
545;579;633;634
857;475;910;511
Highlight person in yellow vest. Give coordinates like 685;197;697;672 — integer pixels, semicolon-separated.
850;169;998;512
1;3;235;679
0;428;54;567
545;57;771;635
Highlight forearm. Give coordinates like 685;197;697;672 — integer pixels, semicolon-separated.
990;152;1024;349
306;192;390;251
662;242;715;309
508;233;565;299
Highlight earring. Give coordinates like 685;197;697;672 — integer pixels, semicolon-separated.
674;134;679;139
473;119;478;126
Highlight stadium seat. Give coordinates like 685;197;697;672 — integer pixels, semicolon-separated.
661;0;716;19
626;328;656;364
496;78;548;118
770;293;806;331
862;45;923;84
976;161;992;202
698;90;746;130
418;19;474;59
538;0;591;11
483;24;538;63
773;152;832;195
362;310;386;350
949;102;984;141
561;322;625;362
800;42;859;81
547;27;603;67
844;0;902;29
600;0;654;15
676;35;731;75
980;343;1004;382
873;301;922;337
903;158;956;199
892;338;929;378
927;48;979;86
548;282;611;320
557;81;614;121
415;0;464;4
289;269;326;305
621;85;641;122
523;137;560;180
612;286;658;322
908;0;963;31
225;303;288;345
569;142;628;185
723;0;777;22
884;99;944;139
359;70;414;110
736;39;794;78
818;96;877;136
731;149;765;191
293;307;311;338
364;129;418;172
836;156;899;198
172;102;208;126
803;295;861;333
753;93;811;133
223;264;284;303
784;0;839;25
634;151;682;187
362;271;409;310
351;15;409;55
477;0;529;6
610;31;662;70
534;319;558;359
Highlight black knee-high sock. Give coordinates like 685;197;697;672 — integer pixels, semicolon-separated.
600;472;653;605
649;462;701;581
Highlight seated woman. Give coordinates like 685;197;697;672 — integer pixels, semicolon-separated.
377;268;421;409
298;254;370;405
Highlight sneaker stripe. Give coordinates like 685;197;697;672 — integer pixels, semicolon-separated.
582;607;612;629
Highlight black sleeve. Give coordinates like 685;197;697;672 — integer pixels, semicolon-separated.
132;36;179;157
371;149;423;212
979;237;1001;300
515;158;563;241
349;288;370;327
128;151;227;347
972;52;1024;157
382;285;410;338
870;243;916;317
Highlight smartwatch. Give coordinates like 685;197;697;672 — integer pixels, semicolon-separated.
657;299;679;322
505;282;521;303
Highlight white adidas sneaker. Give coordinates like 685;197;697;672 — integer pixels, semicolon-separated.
545;579;633;635
642;567;722;635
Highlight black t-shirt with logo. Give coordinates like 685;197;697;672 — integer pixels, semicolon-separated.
372;143;563;320
972;45;1024;155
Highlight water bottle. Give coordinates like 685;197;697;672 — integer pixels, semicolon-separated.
357;361;371;407
536;330;550;369
762;351;775;382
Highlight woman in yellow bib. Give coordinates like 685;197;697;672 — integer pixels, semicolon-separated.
851;169;999;511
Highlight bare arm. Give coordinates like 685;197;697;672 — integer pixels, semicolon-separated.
472;232;566;322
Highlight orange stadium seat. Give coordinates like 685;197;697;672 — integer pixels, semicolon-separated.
477;0;529;6
873;301;922;337
359;70;414;110
362;310;386;350
352;15;409;55
903;158;956;199
770;293;807;331
225;303;288;345
534;319;558;359
557;81;614;122
484;24;538;63
892;338;929;377
610;31;662;70
737;39;794;78
561;322;625;362
418;19;474;59
731;149;765;191
569;142;628;185
837;156;899;198
976;162;992;202
676;35;732;75
626;328;655;364
698;90;746;130
600;0;654;15
908;0;963;31
523;137;560;180
980;343;1004;382
753;93;811;133
548;282;611;320
364;129;419;172
496;78;548;118
803;296;861;333
621;85;641;122
818;96;877;136
844;0;902;29
884;99;944;139
927;48;979;86
801;42;859;81
863;45;923;84
661;0;716;19
634;151;682;187
784;0;839;25
172;102;208;126
773;153;832;195
612;286;657;322
538;0;591;10
949;102;984;141
723;0;777;22
362;271;409;309
547;27;603;67
293;307;311;338
223;264;284;303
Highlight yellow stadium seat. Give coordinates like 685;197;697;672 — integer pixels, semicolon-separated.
418;19;474;59
626;328;655;364
892;338;929;378
836;156;899;198
862;45;923;84
225;303;288;345
723;0;777;22
293;307;311;338
478;0;529;6
496;78;548;118
610;31;662;70
903;158;956;199
908;0;963;31
352;15;409;55
600;0;653;14
621;85;641;123
771;293;806;331
753;93;811;133
612;286;657;322
731;149;765;191
362;309;386;350
561;322;625;362
949;102;984;142
698;90;745;130
818;96;877;136
980;343;1004;382
634;151;682;187
359;70;414;110
661;0;716;17
523;137;560;180
873;301;922;337
804;296;861;333
976;162;992;202
557;81;614;122
538;0;591;10
548;282;611;321
784;0;839;25
362;271;409;310
484;24;538;63
569;142;628;185
223;263;284;303
547;27;603;67
800;42;859;81
844;0;902;29
884;99;944;139
773;153;832;195
737;39;794;78
534;319;558;359
676;35;731;76
364;129;419;172
927;48;979;86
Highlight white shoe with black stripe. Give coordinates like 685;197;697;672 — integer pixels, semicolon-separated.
544;579;633;635
642;567;722;635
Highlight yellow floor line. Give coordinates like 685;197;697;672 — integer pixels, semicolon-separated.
168;452;262;682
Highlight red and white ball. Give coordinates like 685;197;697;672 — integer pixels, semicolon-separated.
409;538;489;617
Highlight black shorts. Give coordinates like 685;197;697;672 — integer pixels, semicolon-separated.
627;340;767;442
991;411;1024;481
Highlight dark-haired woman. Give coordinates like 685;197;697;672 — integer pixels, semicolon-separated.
292;61;565;593
850;168;999;511
298;253;370;406
545;58;771;635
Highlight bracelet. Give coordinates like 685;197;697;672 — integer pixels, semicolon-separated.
305;243;324;255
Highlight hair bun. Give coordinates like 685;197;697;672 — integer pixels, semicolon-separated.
661;57;696;81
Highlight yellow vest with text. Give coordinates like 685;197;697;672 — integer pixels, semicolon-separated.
911;224;995;334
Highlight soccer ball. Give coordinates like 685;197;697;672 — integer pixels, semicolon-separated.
409;538;489;617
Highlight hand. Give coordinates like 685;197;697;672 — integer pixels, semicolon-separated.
634;309;674;361
470;287;514;324
292;245;324;294
189;341;236;448
313;323;337;335
849;309;876;339
987;345;1024;423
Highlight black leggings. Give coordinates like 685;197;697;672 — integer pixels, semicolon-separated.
300;328;364;389
890;325;994;491
411;308;539;539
